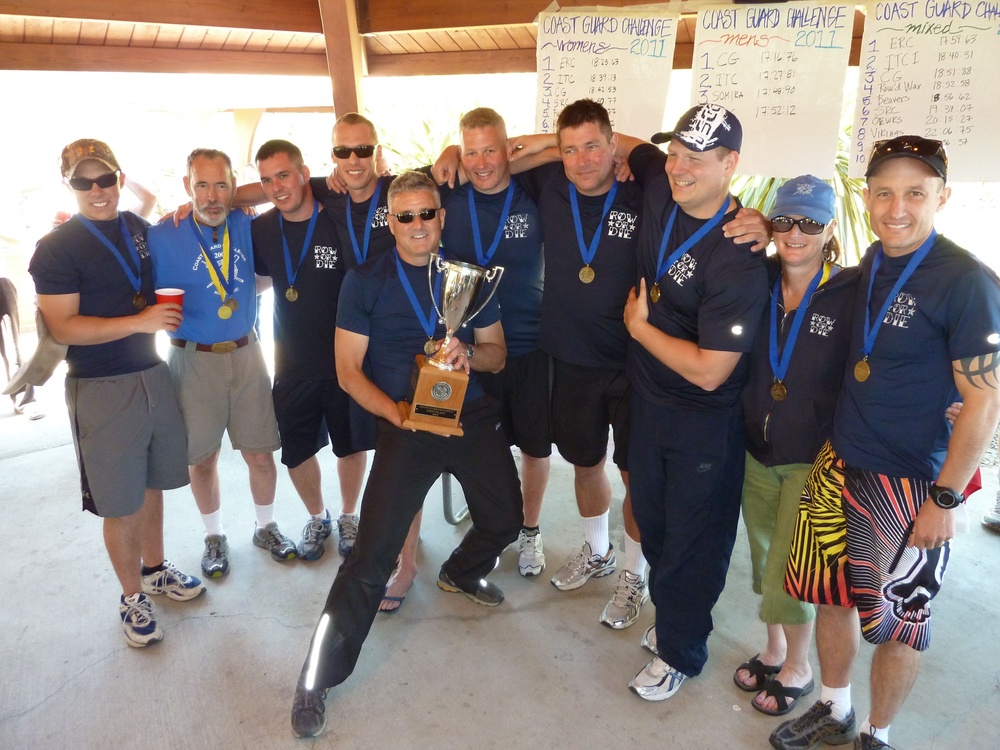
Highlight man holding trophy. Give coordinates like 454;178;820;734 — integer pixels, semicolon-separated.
290;171;523;739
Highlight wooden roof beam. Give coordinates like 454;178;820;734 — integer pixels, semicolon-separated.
318;0;365;115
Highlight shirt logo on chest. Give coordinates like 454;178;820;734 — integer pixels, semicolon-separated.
607;210;637;240
884;292;916;329
372;206;389;228
810;313;835;337
314;245;339;269
133;233;149;259
504;213;530;239
667;253;697;287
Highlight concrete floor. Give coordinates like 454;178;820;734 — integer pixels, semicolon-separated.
1;368;999;750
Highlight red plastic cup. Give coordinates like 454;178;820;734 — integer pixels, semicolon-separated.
155;288;184;308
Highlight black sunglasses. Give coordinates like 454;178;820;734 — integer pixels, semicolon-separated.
391;209;439;223
68;172;119;191
332;145;376;159
870;136;948;169
771;216;827;235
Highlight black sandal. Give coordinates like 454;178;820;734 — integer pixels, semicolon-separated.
752;678;815;716
733;654;783;692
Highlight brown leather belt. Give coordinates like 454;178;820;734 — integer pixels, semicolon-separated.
171;335;251;354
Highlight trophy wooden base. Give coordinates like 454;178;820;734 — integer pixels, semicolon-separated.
398;355;467;436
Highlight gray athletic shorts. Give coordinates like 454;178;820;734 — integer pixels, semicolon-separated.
66;362;189;518
167;339;280;463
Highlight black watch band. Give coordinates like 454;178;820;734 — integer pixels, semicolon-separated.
929;484;964;510
465;344;474;361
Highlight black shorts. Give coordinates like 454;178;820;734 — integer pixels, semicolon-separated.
272;378;355;467
551;359;630;470
478;349;552;458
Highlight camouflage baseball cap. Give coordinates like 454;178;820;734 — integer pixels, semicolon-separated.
60;138;120;178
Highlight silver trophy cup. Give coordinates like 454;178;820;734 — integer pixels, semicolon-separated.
426;253;503;370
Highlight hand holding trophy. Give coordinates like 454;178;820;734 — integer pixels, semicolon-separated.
398;253;503;435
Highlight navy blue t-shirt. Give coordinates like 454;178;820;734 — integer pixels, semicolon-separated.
29;212;160;378
439;176;543;357
252;205;345;381
519;162;643;369
833;235;1000;480
743;257;860;467
336;249;501;404
310;175;394;269
626;144;768;411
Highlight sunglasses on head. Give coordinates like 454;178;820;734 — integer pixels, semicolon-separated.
771;216;827;235
332;145;376;159
870;136;947;169
391;209;439;223
68;171;119;191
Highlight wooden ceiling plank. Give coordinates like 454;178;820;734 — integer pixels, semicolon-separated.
152;24;183;48
128;23;157;48
368;48;535;76
446;30;479;52
364;36;392;56
375;34;407;55
0;16;25;44
425;30;460;53
0;0;325;35
22;17;53;44
201;27;229;50
223;28;252;51
78;20;108;46
244;30;274;52
392;33;426;55
0;40;330;75
410;32;444;54
104;21;133;47
505;26;535;48
177;26;207;50
485;27;517;50
465;28;499;51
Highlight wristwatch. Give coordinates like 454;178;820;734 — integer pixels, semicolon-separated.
465;343;474;361
929;484;964;509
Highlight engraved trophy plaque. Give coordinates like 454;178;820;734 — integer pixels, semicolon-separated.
399;254;503;436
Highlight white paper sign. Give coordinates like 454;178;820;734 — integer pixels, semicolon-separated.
536;10;679;137
849;1;1000;180
690;3;853;177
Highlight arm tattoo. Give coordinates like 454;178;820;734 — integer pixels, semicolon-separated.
954;351;1000;389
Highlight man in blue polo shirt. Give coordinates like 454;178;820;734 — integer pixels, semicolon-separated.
149;148;290;580
772;137;1000;750
290;171;522;738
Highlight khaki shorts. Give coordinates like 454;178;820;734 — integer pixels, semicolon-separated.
167;339;280;463
67;362;189;517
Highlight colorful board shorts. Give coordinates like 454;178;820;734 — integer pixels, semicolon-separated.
784;441;948;651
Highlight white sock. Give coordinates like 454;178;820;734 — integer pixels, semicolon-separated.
201;509;224;537
862;717;890;743
254;502;274;529
582;511;610;557
820;684;852;721
623;532;647;577
311;508;329;522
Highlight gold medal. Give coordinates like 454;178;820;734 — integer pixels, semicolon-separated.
854;359;871;382
650;282;661;304
579;266;595;284
424;339;438;356
771;382;787;401
133;292;147;310
218;304;233;320
225;298;239;312
285;287;299;302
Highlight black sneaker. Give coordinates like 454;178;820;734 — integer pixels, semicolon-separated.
291;676;329;739
770;701;856;750
437;570;504;607
855;733;894;750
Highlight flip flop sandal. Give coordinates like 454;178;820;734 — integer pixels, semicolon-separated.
733;653;783;692
752;677;815;716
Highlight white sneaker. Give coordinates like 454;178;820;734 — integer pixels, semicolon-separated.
600;570;648;629
984;494;1000;532
628;657;686;701
640;623;657;656
550;542;616;591
517;529;546;576
119;592;162;648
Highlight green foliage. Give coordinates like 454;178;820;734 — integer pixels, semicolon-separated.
733;124;874;266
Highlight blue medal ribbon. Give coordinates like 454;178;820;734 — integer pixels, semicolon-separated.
769;263;827;386
468;181;515;266
860;230;938;360
652;198;730;287
395;251;443;341
279;201;319;290
346;180;382;265
569;180;618;270
78;214;143;297
188;215;235;300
